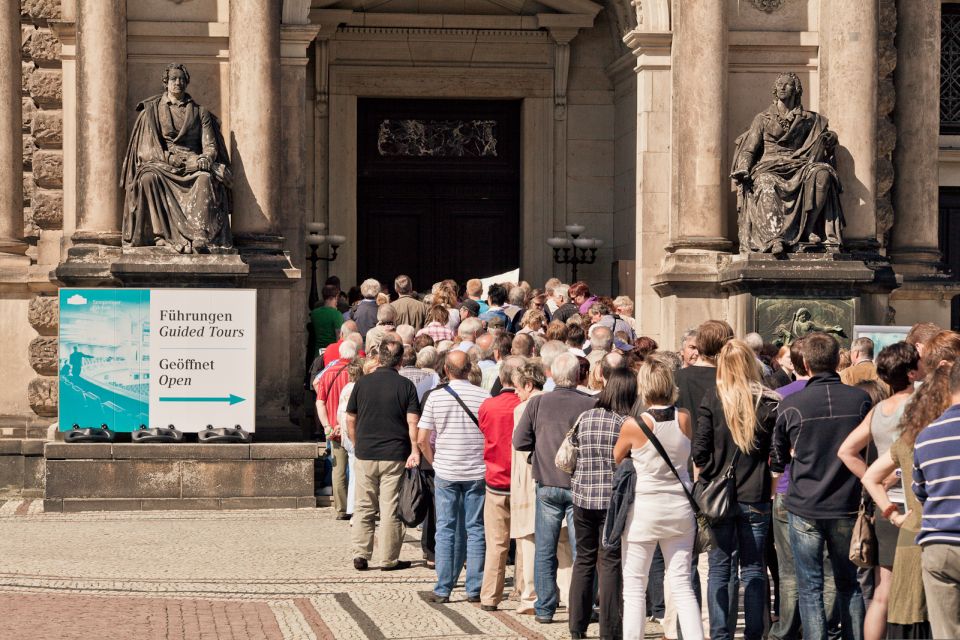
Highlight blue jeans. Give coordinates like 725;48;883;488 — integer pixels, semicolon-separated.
789;513;864;640
707;501;770;640
534;484;576;618
433;477;486;598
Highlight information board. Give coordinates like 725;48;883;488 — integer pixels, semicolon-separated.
58;288;257;432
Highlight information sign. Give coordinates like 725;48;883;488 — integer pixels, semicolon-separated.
58;288;256;432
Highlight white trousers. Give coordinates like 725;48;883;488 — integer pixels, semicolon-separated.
663;551;710;638
622;534;704;640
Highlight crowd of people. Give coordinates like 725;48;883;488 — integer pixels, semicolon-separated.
308;274;960;640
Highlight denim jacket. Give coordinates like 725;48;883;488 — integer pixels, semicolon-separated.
602;459;637;550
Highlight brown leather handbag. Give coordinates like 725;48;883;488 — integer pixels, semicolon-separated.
849;499;877;568
849;442;878;568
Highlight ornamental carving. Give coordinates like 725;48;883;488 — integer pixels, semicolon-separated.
377;119;498;157
751;0;785;13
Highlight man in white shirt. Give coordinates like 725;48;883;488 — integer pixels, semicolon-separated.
417;350;491;603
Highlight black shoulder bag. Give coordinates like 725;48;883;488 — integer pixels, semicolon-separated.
442;385;479;426
636;413;715;554
692;448;741;524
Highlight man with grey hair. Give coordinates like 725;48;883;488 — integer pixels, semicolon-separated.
745;331;773;377
513;352;596;624
540;339;569;393
840;336;880;387
400;344;439;401
544;278;562;315
455;317;483;353
392;274;427;330
322;319;362;368
552;285;579;324
353;279;381;339
365;303;397;354
505;286;527;332
586;325;613;368
679;328;699;368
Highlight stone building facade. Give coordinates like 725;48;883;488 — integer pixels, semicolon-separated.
0;0;954;436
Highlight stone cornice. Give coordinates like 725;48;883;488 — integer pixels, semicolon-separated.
334;26;550;41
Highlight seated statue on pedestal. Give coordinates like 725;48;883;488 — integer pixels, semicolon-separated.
121;63;233;254
731;72;843;255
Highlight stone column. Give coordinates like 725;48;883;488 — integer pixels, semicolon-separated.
823;2;878;249
229;0;281;240
0;0;26;257
890;0;941;274
74;0;125;245
669;0;731;252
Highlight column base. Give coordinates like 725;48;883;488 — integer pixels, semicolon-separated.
890;246;944;278
234;233;301;286
0;237;29;256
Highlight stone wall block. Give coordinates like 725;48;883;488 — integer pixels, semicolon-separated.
27;377;57;417
879;0;897;33
27;67;61;107
877;156;894;197
30;109;61;147
877;197;894;238
22;174;32;205
28;336;57;376
22;0;62;20
878;37;897;78
22;133;35;169
24;207;38;238
31;188;62;229
877;118;896;157
22;27;59;64
31;149;62;188
878;78;895;116
21;61;33;94
21;97;33;131
28;296;59;335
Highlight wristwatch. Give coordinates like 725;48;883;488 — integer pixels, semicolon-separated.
881;503;899;521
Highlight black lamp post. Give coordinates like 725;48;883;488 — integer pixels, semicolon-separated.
546;224;603;283
306;222;346;310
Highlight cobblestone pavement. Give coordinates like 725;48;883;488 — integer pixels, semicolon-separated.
0;500;664;639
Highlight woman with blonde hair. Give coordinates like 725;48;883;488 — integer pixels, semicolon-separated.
692;339;780;640
614;354;703;640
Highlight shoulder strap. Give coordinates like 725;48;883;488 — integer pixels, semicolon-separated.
322;362;349;400
636;413;701;514
443;384;479;426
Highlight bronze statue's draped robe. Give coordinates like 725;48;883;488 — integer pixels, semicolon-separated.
121;93;232;251
732;104;843;252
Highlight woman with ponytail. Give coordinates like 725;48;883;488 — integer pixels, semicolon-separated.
860;331;960;639
693;339;781;640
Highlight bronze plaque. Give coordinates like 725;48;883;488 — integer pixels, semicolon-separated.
755;297;855;349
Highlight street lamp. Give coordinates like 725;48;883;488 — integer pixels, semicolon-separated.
306;222;347;309
547;223;603;283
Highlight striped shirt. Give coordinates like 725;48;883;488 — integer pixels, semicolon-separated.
419;379;491;482
913;403;960;546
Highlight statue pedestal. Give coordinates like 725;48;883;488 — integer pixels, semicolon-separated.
719;253;900;347
111;248;249;287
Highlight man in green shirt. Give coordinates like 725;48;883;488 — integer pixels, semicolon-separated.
310;284;345;358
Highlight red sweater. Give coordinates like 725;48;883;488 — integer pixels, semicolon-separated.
478;390;521;491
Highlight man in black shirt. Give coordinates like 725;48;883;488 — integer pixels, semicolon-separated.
771;332;871;640
346;339;421;571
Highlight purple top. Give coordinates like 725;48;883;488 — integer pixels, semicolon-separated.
775;378;809;494
578;296;598;314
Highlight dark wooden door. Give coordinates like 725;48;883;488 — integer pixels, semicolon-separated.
940;187;960;330
357;99;521;293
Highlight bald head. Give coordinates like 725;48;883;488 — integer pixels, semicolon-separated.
445;350;472;380
341;320;358;337
475;333;495;359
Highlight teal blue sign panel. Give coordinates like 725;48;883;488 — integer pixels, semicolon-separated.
58;289;151;432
